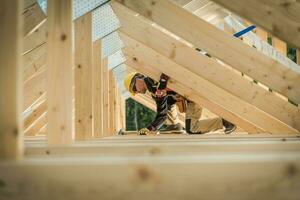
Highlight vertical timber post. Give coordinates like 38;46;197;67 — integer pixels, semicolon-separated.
0;0;23;159
102;58;110;136
93;39;103;137
47;0;74;145
75;13;93;140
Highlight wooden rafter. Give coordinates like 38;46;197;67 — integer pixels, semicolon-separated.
112;2;300;132
114;0;300;104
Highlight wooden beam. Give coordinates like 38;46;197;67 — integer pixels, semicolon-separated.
23;43;46;82
0;153;300;199
113;3;300;132
102;58;110;136
92;39;104;138
114;0;300;104
209;0;300;50
23;71;46;112
23;20;46;54
120;94;126;130
47;0;74;145
23;3;46;37
24;112;47;136
109;70;116;135
24;98;46;130
74;13;93;140
0;0;23;159
24;139;300;156
122;34;299;134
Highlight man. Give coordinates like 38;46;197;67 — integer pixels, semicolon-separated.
124;72;236;135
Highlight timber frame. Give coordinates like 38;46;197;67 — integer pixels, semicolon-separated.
0;0;300;199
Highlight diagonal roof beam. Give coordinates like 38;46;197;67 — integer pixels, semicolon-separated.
113;0;300;104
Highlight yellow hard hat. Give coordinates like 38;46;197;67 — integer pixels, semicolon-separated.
124;72;138;95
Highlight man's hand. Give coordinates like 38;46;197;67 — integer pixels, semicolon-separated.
138;127;150;135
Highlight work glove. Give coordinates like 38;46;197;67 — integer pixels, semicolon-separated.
138;127;150;135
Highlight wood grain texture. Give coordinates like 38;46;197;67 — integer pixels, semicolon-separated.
47;0;74;145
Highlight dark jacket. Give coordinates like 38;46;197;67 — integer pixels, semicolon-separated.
144;77;177;131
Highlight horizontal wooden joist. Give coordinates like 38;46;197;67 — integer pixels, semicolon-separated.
209;0;300;50
112;0;300;104
112;2;300;132
25;139;300;156
0;152;300;200
121;34;299;134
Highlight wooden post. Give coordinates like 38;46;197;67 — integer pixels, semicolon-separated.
273;37;287;55
114;80;120;133
92;39;103;138
47;0;74;145
102;58;110;136
120;95;126;130
74;13;93;140
0;0;23;159
109;70;116;135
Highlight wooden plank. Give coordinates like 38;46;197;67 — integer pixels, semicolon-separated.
24;140;300;156
114;4;300;132
47;0;74;145
114;0;300;104
23;43;46;82
23;3;46;37
92;39;104;138
23;71;46;112
0;154;300;200
0;0;23;159
23;21;46;53
273;37;287;55
122;35;299;134
102;58;110;136
120;94;126;130
209;0;300;50
74;13;93;140
24;112;47;136
109;70;116;135
23;20;46;55
24;98;46;130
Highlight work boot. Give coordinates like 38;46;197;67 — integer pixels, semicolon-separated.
185;119;203;134
159;123;184;134
222;119;236;134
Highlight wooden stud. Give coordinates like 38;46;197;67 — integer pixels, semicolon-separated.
0;0;23;159
92;39;104;138
109;70;116;135
102;58;110;136
113;0;300;104
47;0;74;145
74;13;93;140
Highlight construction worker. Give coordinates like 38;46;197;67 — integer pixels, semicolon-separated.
124;72;236;135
